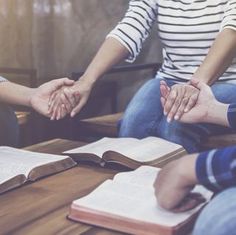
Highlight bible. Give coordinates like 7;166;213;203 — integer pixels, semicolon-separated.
68;166;213;235
0;146;76;194
64;137;186;169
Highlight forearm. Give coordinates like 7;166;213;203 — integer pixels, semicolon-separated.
205;101;230;127
80;37;129;87
193;29;236;85
0;81;35;106
196;146;236;192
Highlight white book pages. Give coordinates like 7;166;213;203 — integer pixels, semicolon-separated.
64;137;182;162
74;166;213;227
0;146;68;184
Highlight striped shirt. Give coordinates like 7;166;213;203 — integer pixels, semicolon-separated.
196;103;236;192
107;0;236;82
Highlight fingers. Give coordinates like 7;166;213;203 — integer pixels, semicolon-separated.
174;97;189;120
164;84;200;122
160;80;170;99
184;93;198;113
166;94;183;122
48;87;80;120
163;89;177;116
172;193;206;213
70;98;85;117
64;87;79;109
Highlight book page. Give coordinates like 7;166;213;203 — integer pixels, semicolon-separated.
64;137;182;162
74;166;213;227
0;146;70;184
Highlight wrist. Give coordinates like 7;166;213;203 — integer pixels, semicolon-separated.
177;155;198;187
79;74;97;88
205;101;229;126
28;88;37;107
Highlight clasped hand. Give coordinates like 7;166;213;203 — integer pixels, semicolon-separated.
48;78;91;120
161;82;199;122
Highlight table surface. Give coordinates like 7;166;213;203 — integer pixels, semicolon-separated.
0;139;125;235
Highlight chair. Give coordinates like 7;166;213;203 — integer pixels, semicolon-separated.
74;63;236;149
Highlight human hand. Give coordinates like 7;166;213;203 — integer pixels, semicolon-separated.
162;82;200;122
160;79;218;123
153;154;204;212
30;78;74;117
49;77;92;120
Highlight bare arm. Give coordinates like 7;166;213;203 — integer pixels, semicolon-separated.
48;38;130;118
193;28;236;85
0;81;34;106
0;78;74;117
49;0;159;119
164;29;236;122
80;37;129;87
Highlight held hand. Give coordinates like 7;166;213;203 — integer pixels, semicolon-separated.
163;83;199;122
160;79;218;123
49;77;92;120
153;155;203;212
48;85;80;120
30;78;74;117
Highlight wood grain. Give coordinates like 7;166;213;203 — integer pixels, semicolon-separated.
0;139;125;235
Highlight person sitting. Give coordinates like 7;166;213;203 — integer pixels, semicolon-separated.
154;79;236;235
48;0;236;153
0;76;74;146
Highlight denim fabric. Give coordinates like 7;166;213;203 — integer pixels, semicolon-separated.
193;187;236;235
118;77;236;153
0;103;19;147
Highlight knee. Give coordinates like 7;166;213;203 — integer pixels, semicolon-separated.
0;103;19;147
193;187;236;235
118;111;150;138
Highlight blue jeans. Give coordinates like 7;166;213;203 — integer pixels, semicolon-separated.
0;103;19;147
118;77;236;153
193;187;236;235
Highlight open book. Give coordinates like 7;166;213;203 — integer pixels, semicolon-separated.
64;137;186;169
0;146;76;194
69;166;213;235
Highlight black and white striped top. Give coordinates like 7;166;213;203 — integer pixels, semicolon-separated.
107;0;236;81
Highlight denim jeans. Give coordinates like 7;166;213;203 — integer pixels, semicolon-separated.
0;103;19;147
118;77;236;153
193;187;236;235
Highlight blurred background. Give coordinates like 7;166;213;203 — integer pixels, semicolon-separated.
0;0;163;145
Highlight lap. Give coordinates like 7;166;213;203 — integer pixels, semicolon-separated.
119;78;236;152
193;187;236;235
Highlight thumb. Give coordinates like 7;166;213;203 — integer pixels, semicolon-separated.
70;99;86;117
52;78;74;91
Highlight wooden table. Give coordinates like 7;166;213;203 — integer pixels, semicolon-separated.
0;139;124;235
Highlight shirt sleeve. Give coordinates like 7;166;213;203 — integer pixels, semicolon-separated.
221;0;236;31
0;76;7;82
106;0;158;63
227;103;236;130
196;146;236;192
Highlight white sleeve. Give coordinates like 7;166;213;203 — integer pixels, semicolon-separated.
0;76;7;82
221;0;236;31
106;0;158;63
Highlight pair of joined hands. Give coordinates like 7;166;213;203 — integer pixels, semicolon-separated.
155;79;218;213
30;77;90;120
160;79;216;124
